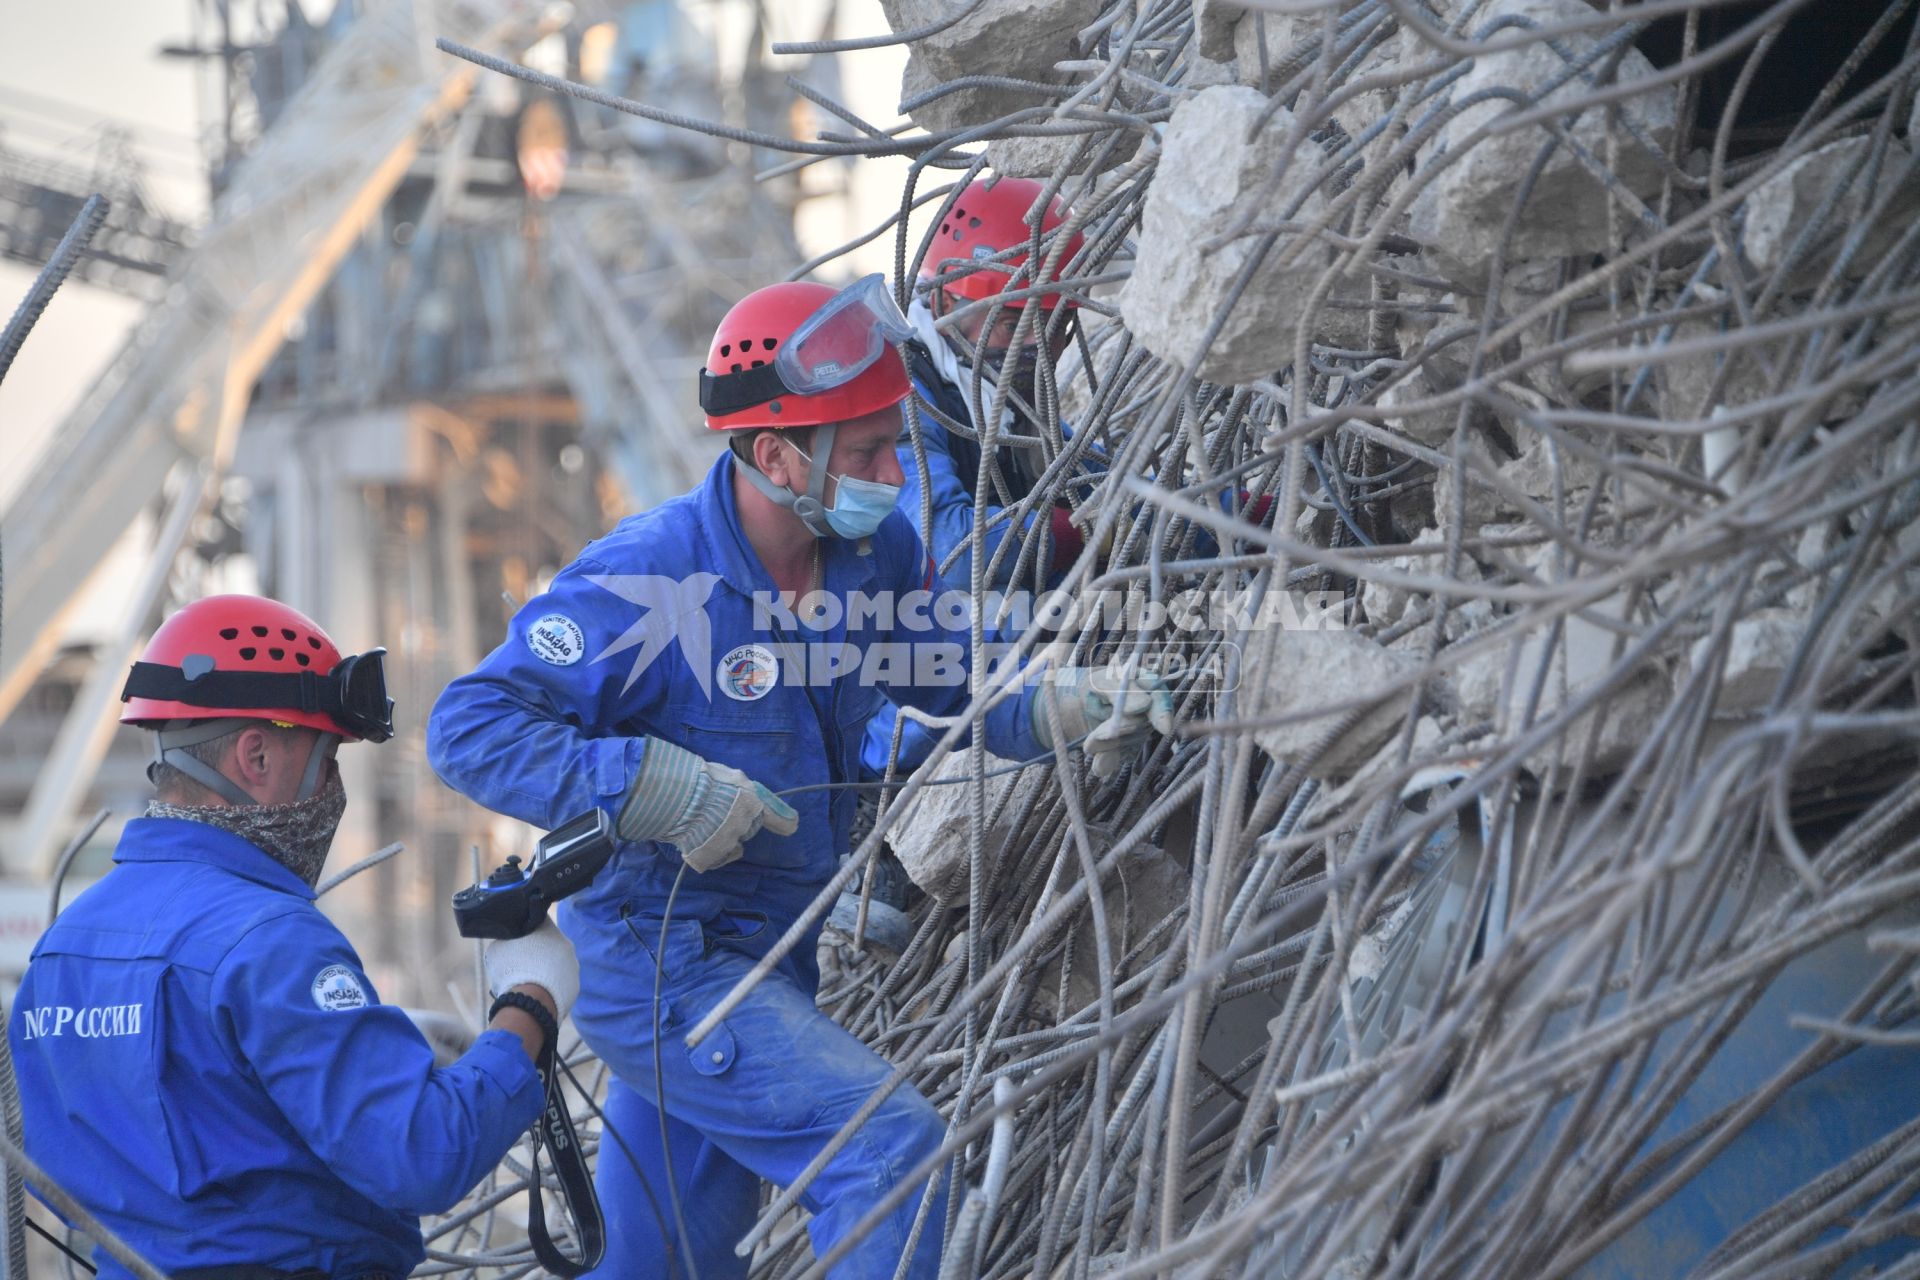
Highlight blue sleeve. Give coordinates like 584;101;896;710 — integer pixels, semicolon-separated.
213;912;542;1215
896;431;1037;592
875;528;1045;764
428;554;676;832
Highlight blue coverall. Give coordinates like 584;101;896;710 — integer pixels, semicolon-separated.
428;452;1047;1279
865;342;1072;779
8;817;543;1280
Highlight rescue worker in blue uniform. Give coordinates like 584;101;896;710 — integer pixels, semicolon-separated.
862;176;1092;789
9;595;580;1280
427;276;1174;1279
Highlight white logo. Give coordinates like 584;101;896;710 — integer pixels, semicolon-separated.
587;574;724;696
718;643;779;701
972;244;995;261
527;614;586;666
311;965;369;1012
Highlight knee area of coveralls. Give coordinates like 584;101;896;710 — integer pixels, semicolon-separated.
800;1086;948;1280
570;911;949;1279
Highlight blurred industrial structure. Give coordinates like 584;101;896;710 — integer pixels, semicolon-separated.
5;0;1919;1276
0;0;848;1000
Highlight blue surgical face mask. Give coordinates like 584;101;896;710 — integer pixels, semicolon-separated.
789;442;901;540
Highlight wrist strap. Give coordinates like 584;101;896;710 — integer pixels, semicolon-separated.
488;992;604;1276
489;990;559;1054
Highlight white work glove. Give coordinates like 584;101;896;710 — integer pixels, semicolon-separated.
399;1007;477;1069
1033;664;1177;778
617;737;800;873
484;919;580;1025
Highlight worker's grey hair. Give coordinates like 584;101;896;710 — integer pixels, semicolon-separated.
149;727;243;803
149;722;299;802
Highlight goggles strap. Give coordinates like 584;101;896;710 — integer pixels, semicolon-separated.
297;733;340;801
122;661;389;741
699;363;789;417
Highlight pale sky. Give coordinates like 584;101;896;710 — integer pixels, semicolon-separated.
0;0;205;509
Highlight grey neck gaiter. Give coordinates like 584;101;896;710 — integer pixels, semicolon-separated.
148;771;348;889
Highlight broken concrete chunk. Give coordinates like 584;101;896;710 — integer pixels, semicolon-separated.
1360;526;1449;633
1406;0;1677;284
1693;608;1803;715
1481;596;1672;779
1241;627;1426;778
984;131;1123;181
1740;136;1920;279
1195;0;1247;62
886;748;1023;900
897;50;1047;134
1498;432;1599;505
883;0;1101;132
1120;91;1336;386
1235;6;1402;142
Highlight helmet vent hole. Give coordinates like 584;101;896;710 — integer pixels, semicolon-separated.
955;207;965;218
740;338;754;351
280;628;296;641
239;647;257;661
720;343;731;357
219;628;239;641
764;335;777;348
751;359;765;368
307;636;322;649
269;647;285;660
952;230;962;241
296;653;311;667
251;626;269;638
769;401;782;414
730;363;742;373
969;217;983;228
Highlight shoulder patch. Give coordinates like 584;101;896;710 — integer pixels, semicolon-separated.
311;964;369;1012
526;614;586;666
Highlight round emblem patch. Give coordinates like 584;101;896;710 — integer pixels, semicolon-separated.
311;964;369;1012
718;643;778;701
526;614;586;666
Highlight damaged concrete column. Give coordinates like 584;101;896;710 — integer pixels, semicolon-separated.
1405;0;1677;284
883;0;1102;133
1120;88;1336;385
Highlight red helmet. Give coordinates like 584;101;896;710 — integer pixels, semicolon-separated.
919;177;1083;310
120;595;392;743
701;281;912;431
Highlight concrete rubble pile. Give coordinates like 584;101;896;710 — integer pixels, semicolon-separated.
423;2;1920;1275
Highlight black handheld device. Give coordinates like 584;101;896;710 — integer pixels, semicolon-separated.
452;808;617;939
452;808;614;1275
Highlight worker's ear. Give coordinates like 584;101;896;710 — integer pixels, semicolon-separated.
754;430;801;490
228;724;276;794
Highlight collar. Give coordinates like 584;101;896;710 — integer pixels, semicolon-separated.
700;452;879;608
114;816;318;901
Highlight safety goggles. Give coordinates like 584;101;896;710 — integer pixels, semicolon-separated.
700;274;913;416
327;650;395;742
122;648;396;743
